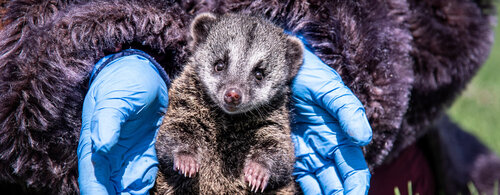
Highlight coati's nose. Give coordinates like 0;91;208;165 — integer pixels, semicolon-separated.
224;88;242;105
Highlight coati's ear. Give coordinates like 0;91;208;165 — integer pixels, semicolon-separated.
285;36;304;79
191;13;217;47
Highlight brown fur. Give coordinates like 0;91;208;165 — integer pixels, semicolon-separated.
155;65;296;194
154;13;298;194
0;0;6;29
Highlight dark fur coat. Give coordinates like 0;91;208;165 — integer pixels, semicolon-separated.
0;0;497;194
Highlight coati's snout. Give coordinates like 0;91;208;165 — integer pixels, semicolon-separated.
223;88;242;111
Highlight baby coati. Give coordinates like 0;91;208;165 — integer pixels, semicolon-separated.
155;13;303;194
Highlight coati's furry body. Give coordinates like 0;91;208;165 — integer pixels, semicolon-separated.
154;13;301;194
0;0;498;194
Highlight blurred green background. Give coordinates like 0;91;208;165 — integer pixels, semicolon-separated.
448;5;500;155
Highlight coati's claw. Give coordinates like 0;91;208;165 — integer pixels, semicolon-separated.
244;161;270;193
174;154;199;178
261;175;269;192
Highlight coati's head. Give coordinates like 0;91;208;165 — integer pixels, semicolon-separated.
190;13;303;114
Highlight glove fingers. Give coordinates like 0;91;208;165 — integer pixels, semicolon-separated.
295;173;323;195
316;164;344;195
321;85;372;146
294;153;344;195
91;109;124;153
332;144;370;195
343;169;370;195
337;106;372;146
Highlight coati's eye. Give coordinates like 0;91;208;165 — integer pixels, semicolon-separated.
255;70;264;80
215;62;225;72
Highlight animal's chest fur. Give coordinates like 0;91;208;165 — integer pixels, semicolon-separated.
201;117;264;178
155;65;295;194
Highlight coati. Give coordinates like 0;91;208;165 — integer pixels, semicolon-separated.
155;13;303;194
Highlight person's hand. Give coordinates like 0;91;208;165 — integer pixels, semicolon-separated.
77;50;169;194
291;44;372;194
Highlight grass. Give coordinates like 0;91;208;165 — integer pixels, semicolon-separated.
394;181;418;195
447;6;500;155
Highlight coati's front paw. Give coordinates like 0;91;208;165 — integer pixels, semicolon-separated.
173;153;199;178
244;161;270;193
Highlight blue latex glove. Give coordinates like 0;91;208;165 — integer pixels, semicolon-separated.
291;42;372;195
77;49;169;194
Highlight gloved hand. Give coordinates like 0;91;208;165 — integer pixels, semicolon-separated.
291;42;372;195
77;49;169;194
